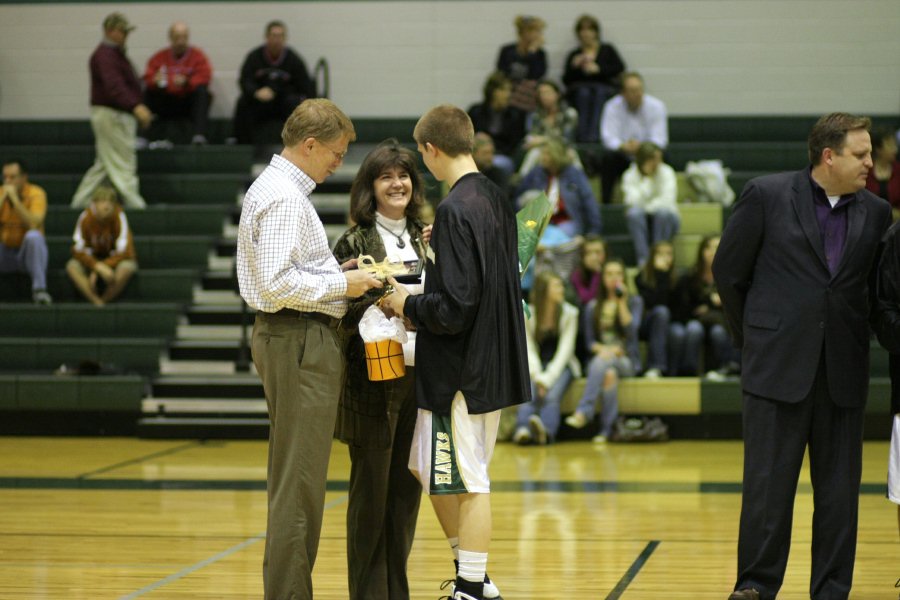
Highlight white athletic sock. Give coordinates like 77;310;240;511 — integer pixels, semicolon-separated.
457;549;488;584
448;536;460;560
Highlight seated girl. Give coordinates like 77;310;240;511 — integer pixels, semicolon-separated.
672;234;740;377
565;258;641;442
514;271;580;445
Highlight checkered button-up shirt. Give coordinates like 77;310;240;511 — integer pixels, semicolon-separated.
236;154;348;317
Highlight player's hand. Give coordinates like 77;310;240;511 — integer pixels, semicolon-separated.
380;276;411;317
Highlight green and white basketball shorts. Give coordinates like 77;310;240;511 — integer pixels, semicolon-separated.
408;391;500;495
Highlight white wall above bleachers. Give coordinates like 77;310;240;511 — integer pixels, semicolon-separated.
0;0;898;120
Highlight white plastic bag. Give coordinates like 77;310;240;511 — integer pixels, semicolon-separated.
685;159;736;207
358;304;408;344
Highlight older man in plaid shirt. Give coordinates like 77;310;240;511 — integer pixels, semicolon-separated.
236;98;381;600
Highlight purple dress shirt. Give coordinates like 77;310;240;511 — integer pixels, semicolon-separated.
810;170;852;275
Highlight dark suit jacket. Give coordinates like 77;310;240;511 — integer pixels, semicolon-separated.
713;169;891;407
874;221;900;414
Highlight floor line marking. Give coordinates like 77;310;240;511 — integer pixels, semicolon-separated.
117;494;348;599
0;477;888;495
77;441;202;479
606;540;660;600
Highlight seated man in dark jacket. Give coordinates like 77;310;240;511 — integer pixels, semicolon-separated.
232;20;315;145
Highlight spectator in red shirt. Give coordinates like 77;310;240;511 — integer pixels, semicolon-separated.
143;22;213;146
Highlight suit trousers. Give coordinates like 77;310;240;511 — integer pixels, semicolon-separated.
252;312;345;600
736;352;864;600
71;106;146;210
346;368;421;600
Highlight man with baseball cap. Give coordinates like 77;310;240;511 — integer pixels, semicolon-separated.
71;12;151;210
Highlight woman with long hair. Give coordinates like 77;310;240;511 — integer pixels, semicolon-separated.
570;234;607;306
672;234;740;377
634;240;677;377
513;270;581;445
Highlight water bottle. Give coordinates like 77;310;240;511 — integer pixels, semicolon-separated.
158;65;168;89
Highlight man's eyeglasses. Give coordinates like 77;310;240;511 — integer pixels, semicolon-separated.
317;139;347;162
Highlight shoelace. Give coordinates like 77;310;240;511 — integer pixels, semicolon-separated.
438;578;455;600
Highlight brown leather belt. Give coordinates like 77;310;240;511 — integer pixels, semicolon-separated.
264;308;341;328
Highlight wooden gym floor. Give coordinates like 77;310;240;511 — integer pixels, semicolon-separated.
0;437;896;599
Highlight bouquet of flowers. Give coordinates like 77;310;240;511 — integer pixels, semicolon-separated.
515;190;552;278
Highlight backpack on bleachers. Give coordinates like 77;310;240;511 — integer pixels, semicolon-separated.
611;416;670;443
685;160;736;207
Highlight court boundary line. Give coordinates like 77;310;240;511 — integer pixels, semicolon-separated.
76;441;203;479
0;477;888;495
117;494;348;599
606;540;660;599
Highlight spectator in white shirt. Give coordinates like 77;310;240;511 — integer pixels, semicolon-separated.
599;72;668;204
621;142;680;266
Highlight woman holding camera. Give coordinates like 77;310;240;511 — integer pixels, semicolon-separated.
565;258;641;442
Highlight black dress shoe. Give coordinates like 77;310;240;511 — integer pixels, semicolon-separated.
728;590;760;600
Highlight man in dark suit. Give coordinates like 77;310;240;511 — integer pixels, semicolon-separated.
872;222;900;543
713;112;891;600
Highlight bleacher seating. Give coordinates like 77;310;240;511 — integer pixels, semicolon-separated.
0;338;164;374
6;145;252;175
0;121;254;427
0;303;180;337
45;235;213;269
0;269;195;303
44;205;226;236
0;374;144;412
559;341;892;417
37;173;244;205
1;115;896;437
